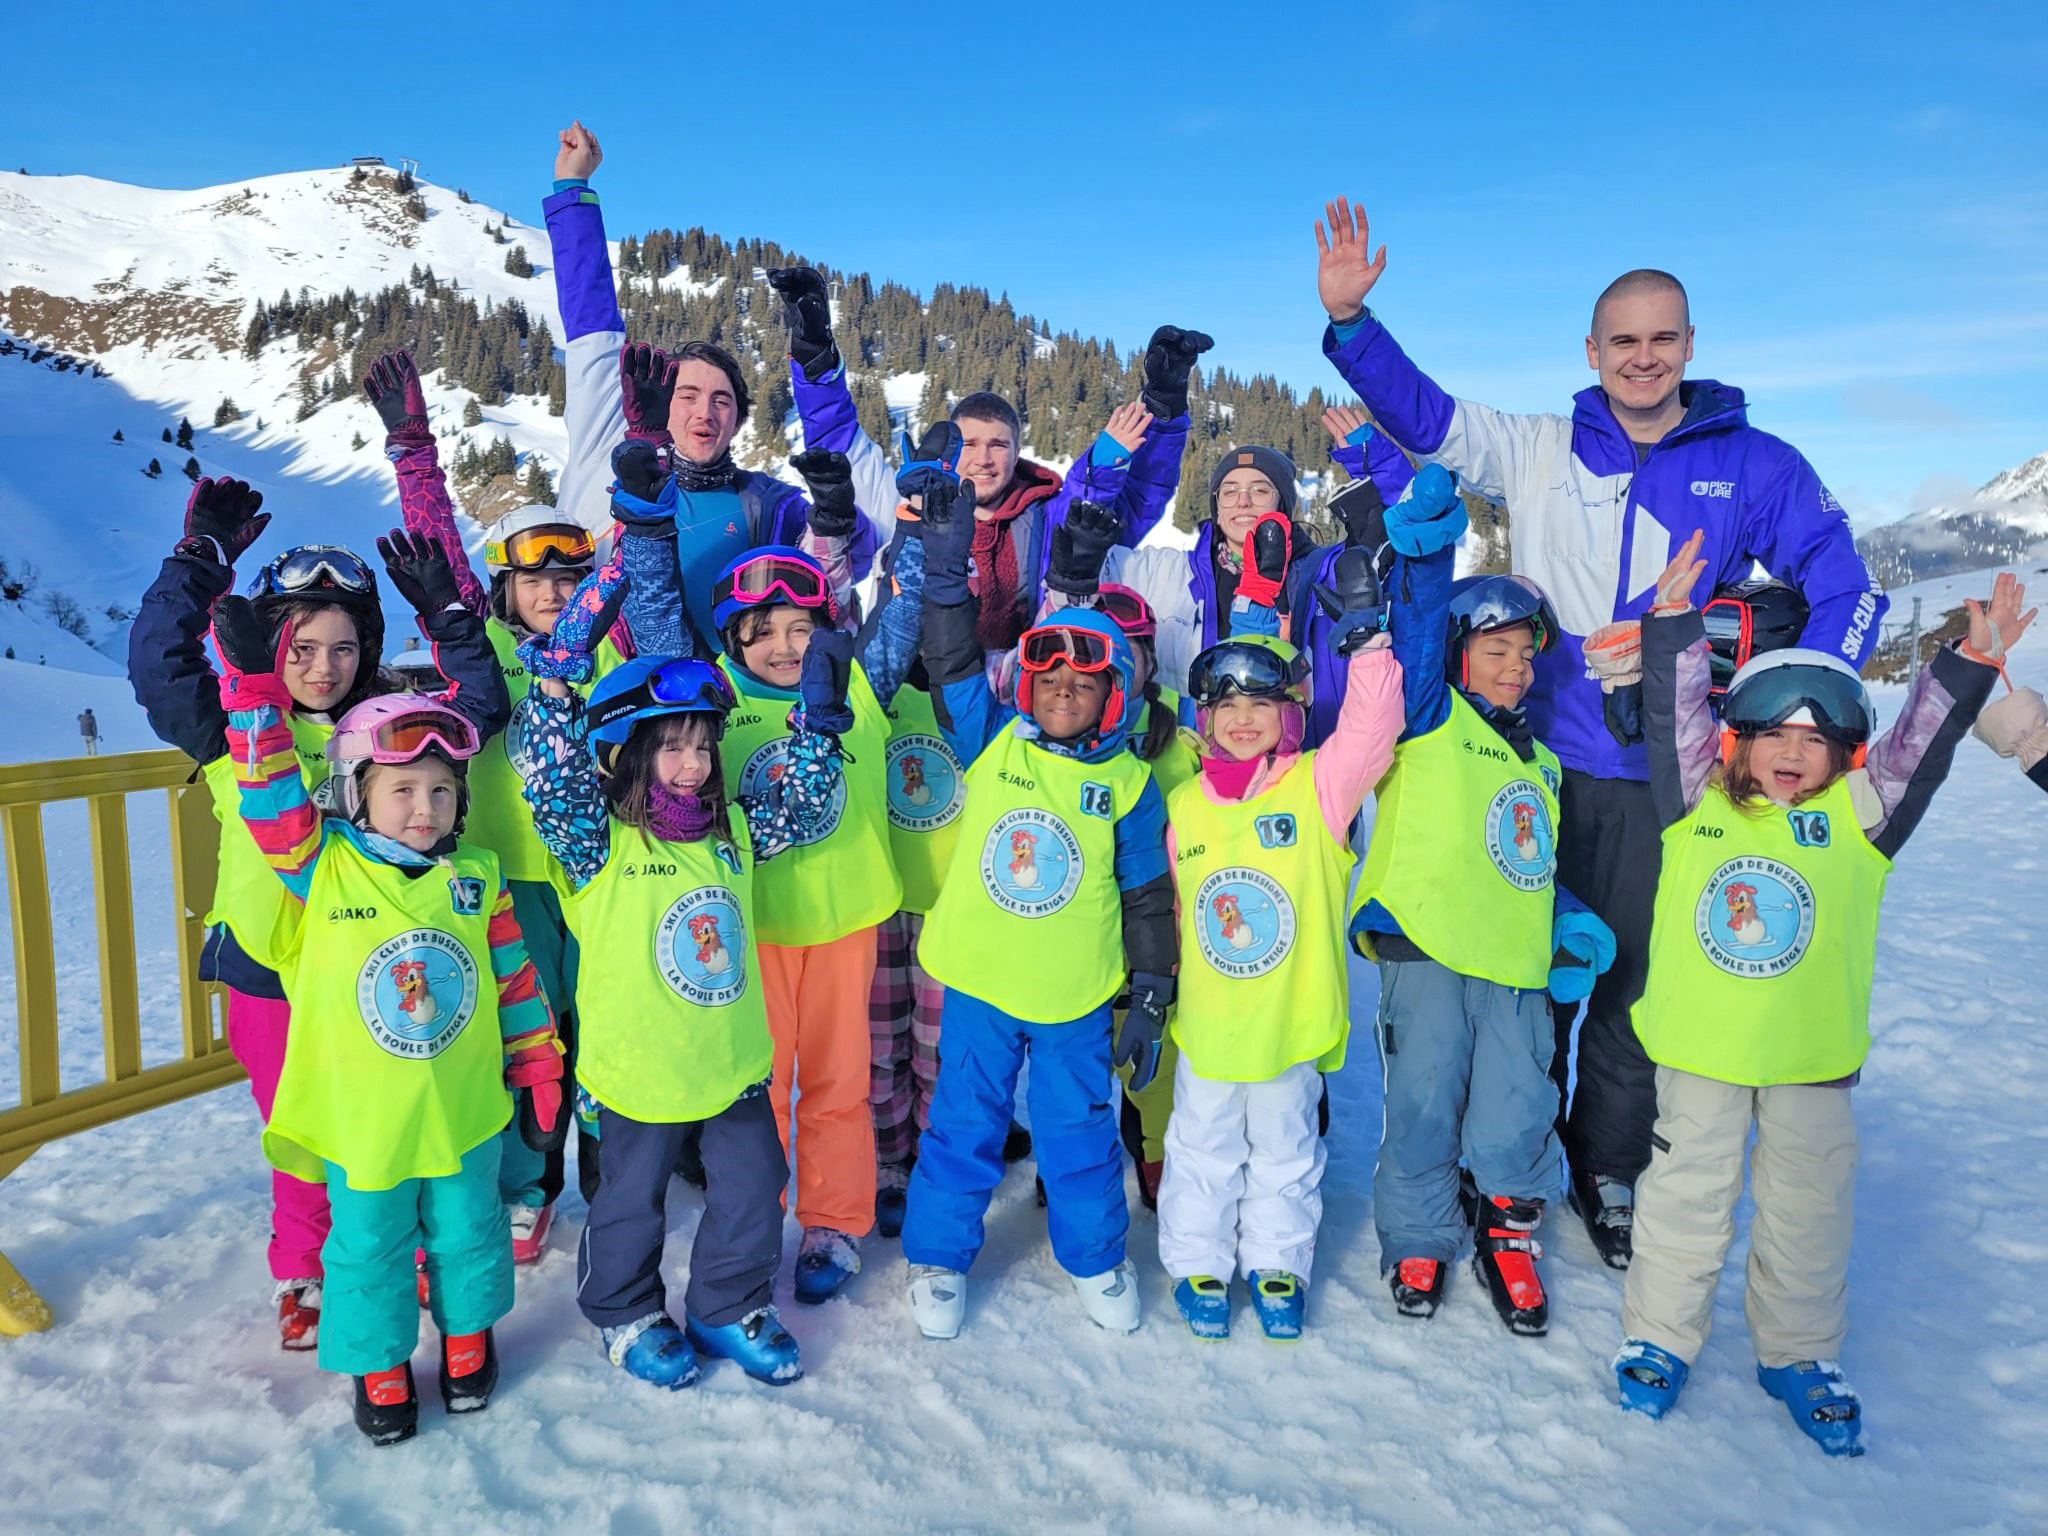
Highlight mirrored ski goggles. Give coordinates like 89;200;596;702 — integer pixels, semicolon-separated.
332;709;481;766
717;553;830;609
251;544;376;599
486;525;594;572
1188;642;1308;707
1018;623;1116;675
645;657;738;712
1722;668;1873;745
1096;584;1156;639
1701;597;1761;693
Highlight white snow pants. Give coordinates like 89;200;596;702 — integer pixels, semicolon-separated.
1624;1066;1858;1368
1156;1056;1326;1283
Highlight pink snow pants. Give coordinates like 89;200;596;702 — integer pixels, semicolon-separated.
227;988;332;1279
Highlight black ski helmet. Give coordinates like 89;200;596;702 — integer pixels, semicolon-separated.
1701;578;1810;696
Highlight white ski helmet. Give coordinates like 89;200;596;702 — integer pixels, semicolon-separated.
483;504;597;576
1721;647;1873;746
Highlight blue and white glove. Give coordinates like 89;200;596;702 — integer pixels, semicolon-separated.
1549;909;1617;1004
518;551;627;684
1382;462;1467;557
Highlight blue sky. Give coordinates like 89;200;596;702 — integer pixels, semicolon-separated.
6;0;2043;526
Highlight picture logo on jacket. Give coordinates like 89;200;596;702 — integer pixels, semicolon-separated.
739;740;846;846
356;930;479;1058
1693;856;1814;978
979;808;1082;918
1484;781;1556;890
886;733;964;833
1194;868;1296;980
655;885;749;1007
1690;480;1734;499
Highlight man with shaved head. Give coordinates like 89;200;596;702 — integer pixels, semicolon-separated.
1312;198;1886;1270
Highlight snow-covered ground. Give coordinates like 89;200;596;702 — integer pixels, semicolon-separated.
2;566;2045;1532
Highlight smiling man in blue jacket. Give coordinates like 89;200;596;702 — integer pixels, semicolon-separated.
1312;196;1887;1269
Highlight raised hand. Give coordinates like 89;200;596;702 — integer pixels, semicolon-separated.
210;594;285;679
766;266;836;377
1651;528;1707;612
1236;513;1292;609
896;421;964;508
377;529;465;617
178;476;269;565
1046;500;1121;599
555;120;602;182
362;350;429;442
1963;571;2038;664
792;448;858;538
1100;400;1154;454
1322;404;1371;446
798;628;857;735
1140;324;1214;420
520;552;627;683
1315;544;1389;652
620;342;679;440
1382;463;1467;557
1315;197;1387;322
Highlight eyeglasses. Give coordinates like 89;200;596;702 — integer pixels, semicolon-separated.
1096;584;1156;639
717;553;830;610
486;524;594;572
251;544;376;599
1188;642;1307;707
1018;624;1116;675
1216;482;1281;509
335;709;480;766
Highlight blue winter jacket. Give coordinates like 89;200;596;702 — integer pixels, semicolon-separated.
1322;314;1887;781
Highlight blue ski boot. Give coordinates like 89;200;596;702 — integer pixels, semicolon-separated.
1614;1339;1689;1419
793;1226;861;1304
602;1313;699;1390
1248;1271;1306;1342
1173;1276;1231;1340
686;1306;804;1385
1757;1359;1864;1457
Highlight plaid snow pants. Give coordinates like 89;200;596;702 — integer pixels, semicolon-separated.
868;910;944;1169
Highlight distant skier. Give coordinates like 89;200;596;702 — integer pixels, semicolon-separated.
77;706;99;756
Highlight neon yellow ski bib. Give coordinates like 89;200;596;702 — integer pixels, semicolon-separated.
1146;685;1202;799
466;620;626;884
203;713;334;972
267;837;511;1190
919;726;1149;1024
1634;775;1890;1086
718;658;899;946
560;819;775;1122
882;684;967;915
1350;690;1561;989
1169;759;1354;1080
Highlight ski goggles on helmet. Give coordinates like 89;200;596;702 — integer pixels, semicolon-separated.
1446;574;1559;652
1017;622;1118;675
485;524;595;573
1187;639;1310;708
1096;584;1156;639
715;552;831;612
587;657;737;744
1721;655;1873;747
329;705;481;767
250;544;377;600
1701;581;1810;695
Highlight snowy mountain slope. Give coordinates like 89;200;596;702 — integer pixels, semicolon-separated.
1856;449;2048;586
0;602;2044;1532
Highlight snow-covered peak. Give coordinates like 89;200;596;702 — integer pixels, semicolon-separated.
1978;448;2048;507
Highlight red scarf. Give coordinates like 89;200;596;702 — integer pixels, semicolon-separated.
970;462;1062;653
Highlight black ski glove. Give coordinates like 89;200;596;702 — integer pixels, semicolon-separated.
209;594;282;677
798;628;857;735
376;530;465;618
609;440;677;534
362;350;430;445
619;342;679;440
1140;325;1214;421
1314;544;1390;654
910;463;976;609
792;449;858;539
177;476;270;565
766;266;838;381
1603;682;1646;747
1329;478;1389;550
1045;500;1121;599
1116;972;1173;1092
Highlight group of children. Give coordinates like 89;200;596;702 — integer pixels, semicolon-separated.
128;315;2036;1458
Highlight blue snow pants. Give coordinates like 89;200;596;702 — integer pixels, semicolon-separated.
903;989;1127;1278
318;1138;511;1375
1374;958;1561;1266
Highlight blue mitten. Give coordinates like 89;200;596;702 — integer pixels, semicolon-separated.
518;550;628;683
796;628;857;735
1383;462;1468;557
1549;909;1617;1003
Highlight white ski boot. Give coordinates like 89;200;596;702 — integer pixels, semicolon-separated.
908;1265;967;1339
1072;1260;1140;1332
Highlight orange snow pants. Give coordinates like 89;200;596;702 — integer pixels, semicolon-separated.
760;925;880;1236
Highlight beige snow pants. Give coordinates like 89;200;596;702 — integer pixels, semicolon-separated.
1622;1066;1858;1368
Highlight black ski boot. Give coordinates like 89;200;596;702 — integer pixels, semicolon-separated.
1387;1257;1448;1319
353;1362;419;1446
1473;1195;1548;1336
1003;1120;1034;1163
1568;1165;1633;1270
439;1327;498;1414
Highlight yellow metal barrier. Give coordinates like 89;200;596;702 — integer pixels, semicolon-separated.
0;748;238;1334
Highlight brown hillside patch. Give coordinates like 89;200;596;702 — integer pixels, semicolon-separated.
326;170;420;249
0;284;240;356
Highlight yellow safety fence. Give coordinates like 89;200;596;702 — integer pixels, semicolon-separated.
0;749;239;1335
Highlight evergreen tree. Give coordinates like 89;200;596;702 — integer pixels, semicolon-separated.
393;168;416;194
112;428;123;443
403;194;428;222
182;455;202;481
518;457;556;505
213;397;242;427
174;418;194;450
504;245;534;278
351;430;367;450
456;188;472;203
295;377;319;422
462;397;483;427
161;427;172;443
143;458;161;478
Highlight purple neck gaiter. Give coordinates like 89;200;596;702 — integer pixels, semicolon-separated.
646;782;715;843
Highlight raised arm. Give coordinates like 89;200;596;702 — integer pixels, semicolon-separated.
739;634;853;860
365;350;487;616
1638;532;1719;829
542;121;628;537
516;686;610;890
212;598;325;903
1305;554;1403;835
769;266;901;553
376;532;512;743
